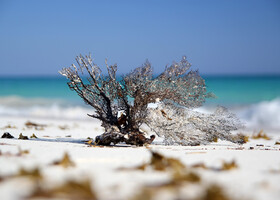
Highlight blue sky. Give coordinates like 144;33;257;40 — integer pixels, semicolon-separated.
0;0;279;76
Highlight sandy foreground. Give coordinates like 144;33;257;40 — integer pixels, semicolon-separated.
0;116;280;200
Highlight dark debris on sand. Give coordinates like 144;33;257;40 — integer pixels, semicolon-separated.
1;132;14;139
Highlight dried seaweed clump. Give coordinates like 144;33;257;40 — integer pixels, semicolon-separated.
122;151;201;186
29;180;97;200
131;182;232;200
199;184;232;200
136;151;186;172
128;153;235;200
25;121;46;130
146;103;244;146
251;130;271;140
17;167;42;180
1;132;14;138
30;133;38;138
52;152;75;168
60;54;210;146
18;133;28;140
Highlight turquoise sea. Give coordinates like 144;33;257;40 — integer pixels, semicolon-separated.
0;75;280;130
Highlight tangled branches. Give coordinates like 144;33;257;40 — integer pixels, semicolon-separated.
146;103;245;146
60;54;210;146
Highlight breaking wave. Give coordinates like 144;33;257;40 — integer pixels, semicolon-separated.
0;96;280;130
198;98;280;131
0;96;92;120
236;98;280;131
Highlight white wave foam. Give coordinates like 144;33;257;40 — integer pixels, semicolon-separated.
0;96;68;107
236;98;280;131
0;96;92;120
1;96;280;130
194;98;280;131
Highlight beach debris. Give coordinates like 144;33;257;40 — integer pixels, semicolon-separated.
95;131;155;146
208;134;247;144
52;152;75;168
231;134;249;143
160;109;172;120
85;139;107;148
199;184;231;200
0;167;43;182
190;160;238;171
18;133;28;140
169;170;200;185
191;163;208;169
1;167;96;200
0;151;17;157
25;121;46;130
18;147;29;155
30;133;38;138
86;139;95;145
120;151;186;172
130;179;232;200
120;151;201;184
28;179;97;200
60;54;215;147
148;151;186;171
275;141;280;145
131;182;232;200
59;125;70;130
60;53;245;147
146;104;245;146
212;137;218;142
130;187;154;200
65;135;72;137
221;160;238;171
1;124;17;129
128;152;201;200
0;148;29;157
1;132;14;138
17;167;42;180
251;130;271;140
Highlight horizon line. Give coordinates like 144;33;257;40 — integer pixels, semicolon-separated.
1;73;280;79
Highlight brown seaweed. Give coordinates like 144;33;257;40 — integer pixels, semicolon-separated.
52;152;75;168
18;133;28;140
1;132;14;139
199;184;231;200
29;179;97;200
251;130;271;140
30;133;38;139
17;167;42;180
25;121;46;130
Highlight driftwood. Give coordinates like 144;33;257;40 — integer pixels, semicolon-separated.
60;54;213;146
95;132;155;146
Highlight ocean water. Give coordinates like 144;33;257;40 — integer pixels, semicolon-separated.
0;76;280;131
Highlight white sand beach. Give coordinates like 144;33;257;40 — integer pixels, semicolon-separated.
1;0;280;199
0;116;279;200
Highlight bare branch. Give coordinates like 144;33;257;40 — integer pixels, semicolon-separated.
60;54;242;147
